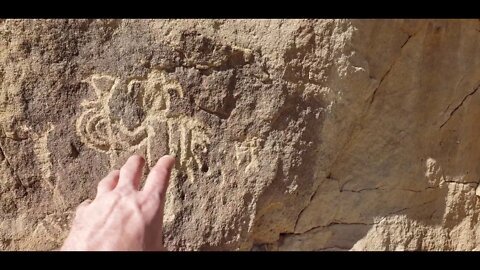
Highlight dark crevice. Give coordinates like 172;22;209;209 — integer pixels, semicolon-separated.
384;199;438;217
341;186;383;193
197;105;229;120
397;188;424;193
285;198;439;238
440;83;480;129
200;163;209;173
369;33;414;106
444;180;479;186
400;34;413;49
287;221;376;236
69;142;80;158
442;101;454;114
327;33;418;181
444;74;467;115
293;181;322;232
0;136;29;142
342;186;439;194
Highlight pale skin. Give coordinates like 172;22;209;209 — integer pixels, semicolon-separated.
61;154;175;251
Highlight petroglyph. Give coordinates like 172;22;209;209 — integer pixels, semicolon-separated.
234;137;262;174
32;123;55;190
76;70;210;181
31;123;67;208
167;118;211;182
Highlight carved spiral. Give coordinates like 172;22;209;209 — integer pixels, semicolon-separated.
76;107;112;152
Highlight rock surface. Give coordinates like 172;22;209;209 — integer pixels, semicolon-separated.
1;19;480;250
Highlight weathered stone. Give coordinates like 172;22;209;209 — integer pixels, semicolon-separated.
0;19;479;251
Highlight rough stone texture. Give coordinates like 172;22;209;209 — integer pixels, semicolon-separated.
0;19;480;251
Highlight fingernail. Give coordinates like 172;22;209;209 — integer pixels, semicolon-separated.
163;155;176;167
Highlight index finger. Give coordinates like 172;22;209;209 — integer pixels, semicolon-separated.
142;155;175;198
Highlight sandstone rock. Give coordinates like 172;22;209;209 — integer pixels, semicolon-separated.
0;19;479;251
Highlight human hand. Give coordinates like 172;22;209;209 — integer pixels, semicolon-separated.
60;154;175;251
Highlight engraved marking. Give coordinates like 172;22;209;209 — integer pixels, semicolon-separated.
76;70;210;181
31;123;67;208
32;123;55;190
234;137;262;173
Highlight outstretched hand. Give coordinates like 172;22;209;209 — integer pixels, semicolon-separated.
61;154;175;251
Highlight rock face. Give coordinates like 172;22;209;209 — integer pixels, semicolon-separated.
0;19;479;251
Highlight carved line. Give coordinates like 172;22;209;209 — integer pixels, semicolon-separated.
76;71;211;181
32;123;55;190
234;137;261;173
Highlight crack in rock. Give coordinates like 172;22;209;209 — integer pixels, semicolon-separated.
440;83;480;129
369;33;414;106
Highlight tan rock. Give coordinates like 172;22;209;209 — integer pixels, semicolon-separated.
0;19;479;250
